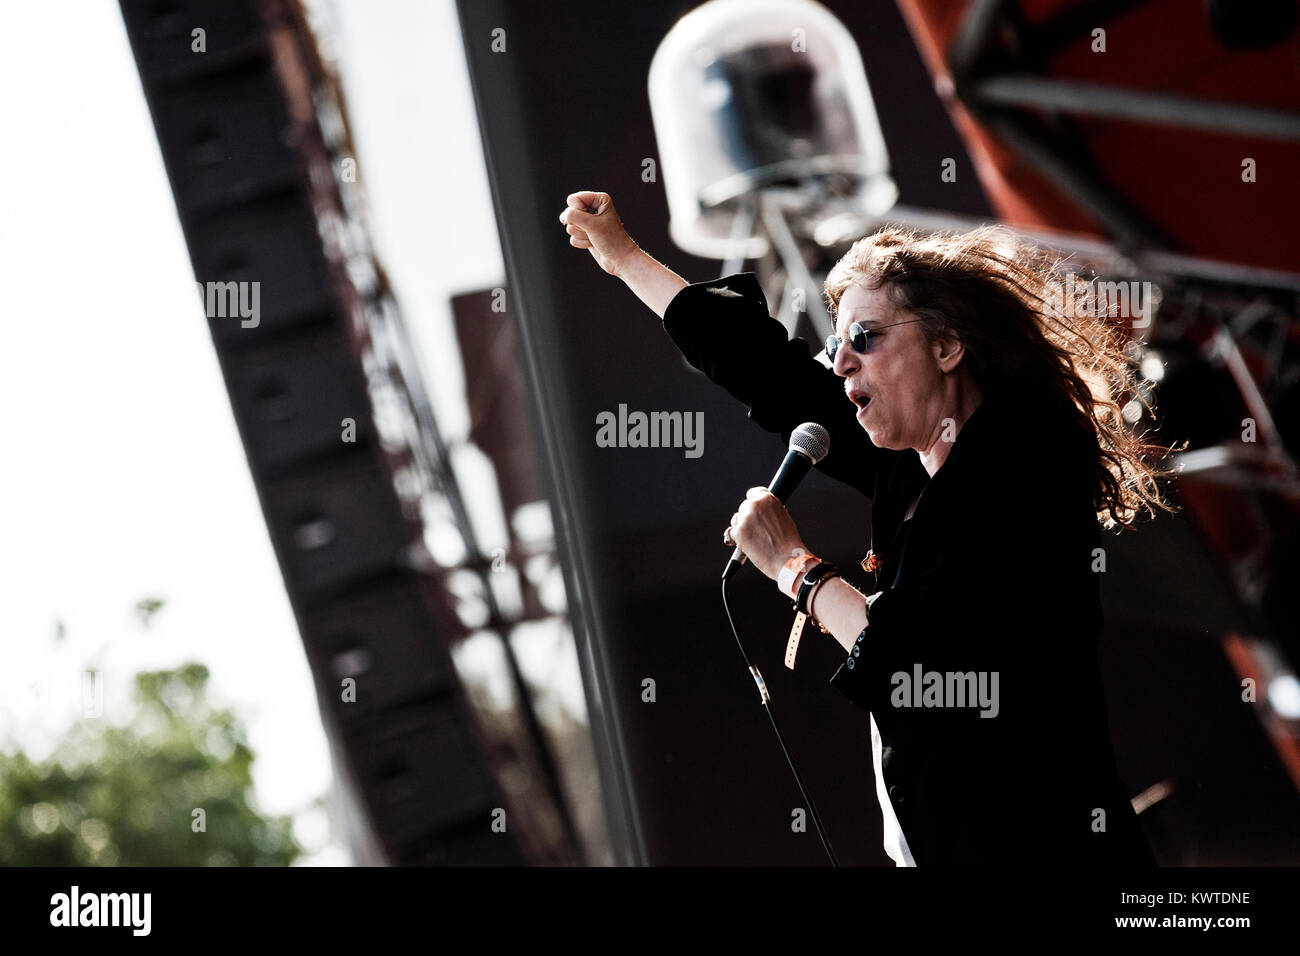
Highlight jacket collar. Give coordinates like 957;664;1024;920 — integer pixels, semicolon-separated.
869;396;1014;574
896;394;1011;490
930;394;1013;479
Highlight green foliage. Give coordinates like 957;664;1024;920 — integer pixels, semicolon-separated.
0;662;303;866
133;597;166;629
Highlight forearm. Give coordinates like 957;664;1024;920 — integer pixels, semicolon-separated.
616;246;688;319
803;574;869;655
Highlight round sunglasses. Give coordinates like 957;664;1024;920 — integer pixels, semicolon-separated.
825;318;925;361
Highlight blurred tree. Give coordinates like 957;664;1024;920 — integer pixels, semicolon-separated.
0;662;303;865
134;597;166;629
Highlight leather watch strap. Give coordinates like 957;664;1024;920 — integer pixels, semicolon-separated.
784;611;807;670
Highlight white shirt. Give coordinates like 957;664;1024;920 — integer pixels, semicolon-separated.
870;712;917;867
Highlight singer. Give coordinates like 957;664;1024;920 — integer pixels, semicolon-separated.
560;190;1171;867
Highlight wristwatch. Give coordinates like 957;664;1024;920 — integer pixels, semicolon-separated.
796;561;841;617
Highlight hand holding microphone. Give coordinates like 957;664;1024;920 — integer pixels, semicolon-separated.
723;423;830;582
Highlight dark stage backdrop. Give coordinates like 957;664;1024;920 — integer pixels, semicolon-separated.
455;0;1298;865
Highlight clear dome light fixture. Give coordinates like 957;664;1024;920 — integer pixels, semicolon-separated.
649;0;898;262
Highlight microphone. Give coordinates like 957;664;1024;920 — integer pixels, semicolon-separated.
722;423;830;582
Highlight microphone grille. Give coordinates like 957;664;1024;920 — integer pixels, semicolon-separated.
790;423;830;464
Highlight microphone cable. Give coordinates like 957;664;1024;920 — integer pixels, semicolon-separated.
721;576;840;866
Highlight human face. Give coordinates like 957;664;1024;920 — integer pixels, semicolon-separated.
830;283;949;451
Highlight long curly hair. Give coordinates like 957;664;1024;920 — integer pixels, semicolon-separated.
823;224;1177;530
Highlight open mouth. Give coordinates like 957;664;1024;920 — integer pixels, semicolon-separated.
850;389;872;411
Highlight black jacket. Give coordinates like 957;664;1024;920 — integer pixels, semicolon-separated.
663;271;1156;866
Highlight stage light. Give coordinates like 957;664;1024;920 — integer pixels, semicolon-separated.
649;0;897;261
1267;674;1300;720
1140;351;1166;383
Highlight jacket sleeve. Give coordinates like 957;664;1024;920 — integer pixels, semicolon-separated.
662;272;881;497
827;551;978;715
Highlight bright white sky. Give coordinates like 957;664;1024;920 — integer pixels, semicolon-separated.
0;0;582;865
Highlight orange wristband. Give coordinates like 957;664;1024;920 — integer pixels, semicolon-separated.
777;549;819;599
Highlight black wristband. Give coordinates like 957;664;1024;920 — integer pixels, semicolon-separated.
796;561;840;616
